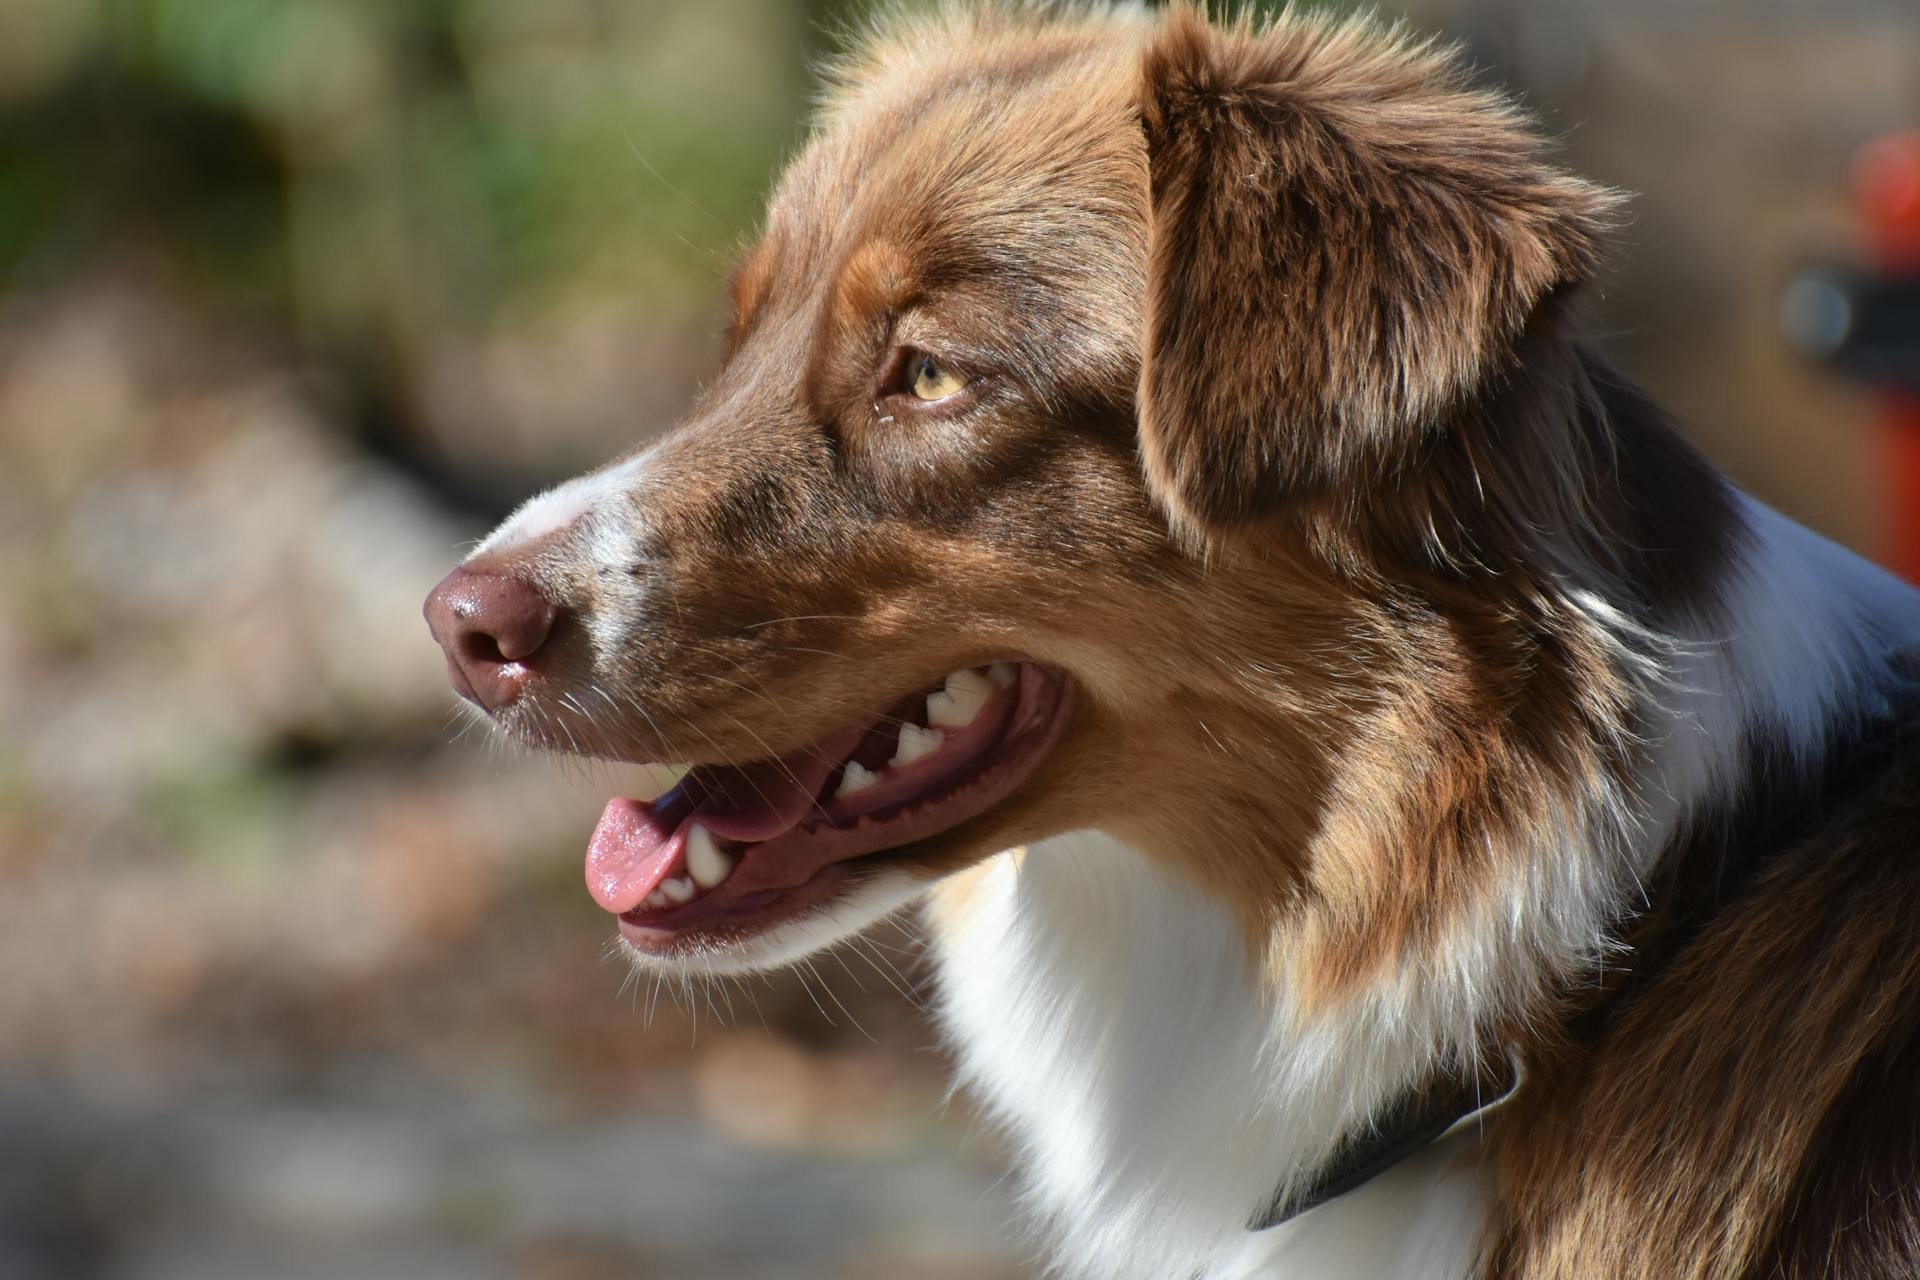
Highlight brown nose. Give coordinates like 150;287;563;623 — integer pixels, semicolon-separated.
423;567;558;710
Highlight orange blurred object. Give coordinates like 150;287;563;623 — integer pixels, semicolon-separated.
1856;131;1920;582
1858;132;1920;269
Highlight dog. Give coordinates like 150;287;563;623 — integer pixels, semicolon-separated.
423;6;1920;1277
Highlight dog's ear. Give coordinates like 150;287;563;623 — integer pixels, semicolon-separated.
1136;8;1617;544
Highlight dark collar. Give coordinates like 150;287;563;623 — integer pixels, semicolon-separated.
1251;1052;1522;1231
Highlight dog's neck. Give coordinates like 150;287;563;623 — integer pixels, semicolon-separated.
924;392;1920;1280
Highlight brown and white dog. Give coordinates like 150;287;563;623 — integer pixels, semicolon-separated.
423;6;1920;1277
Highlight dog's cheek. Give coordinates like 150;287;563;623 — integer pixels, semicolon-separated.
852;400;1127;534
845;412;1010;513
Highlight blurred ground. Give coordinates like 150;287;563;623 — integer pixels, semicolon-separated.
0;1;1914;1278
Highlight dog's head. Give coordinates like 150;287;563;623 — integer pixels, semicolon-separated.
424;7;1615;973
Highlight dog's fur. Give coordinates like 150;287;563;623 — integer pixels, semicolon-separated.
444;6;1920;1277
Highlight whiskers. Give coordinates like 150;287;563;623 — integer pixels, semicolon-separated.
602;918;930;1046
606;933;767;1037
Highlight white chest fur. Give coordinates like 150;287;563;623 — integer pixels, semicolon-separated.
923;834;1488;1280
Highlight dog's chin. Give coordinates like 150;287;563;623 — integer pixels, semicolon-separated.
619;869;933;976
566;661;1073;972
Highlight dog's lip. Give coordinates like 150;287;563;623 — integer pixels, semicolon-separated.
597;662;1072;952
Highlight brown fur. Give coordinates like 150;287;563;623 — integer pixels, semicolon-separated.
1138;8;1614;545
445;6;1917;1275
1486;728;1920;1280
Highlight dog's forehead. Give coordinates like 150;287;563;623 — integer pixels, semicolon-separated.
765;32;1147;292
719;31;1151;400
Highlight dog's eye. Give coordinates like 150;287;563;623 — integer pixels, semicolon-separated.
907;353;966;402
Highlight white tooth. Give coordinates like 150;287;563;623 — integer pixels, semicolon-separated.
661;875;696;904
924;692;962;729
986;662;1017;689
928;669;993;728
947;668;995;698
891;723;944;767
643;889;670;910
632;763;692;802
836;760;878;797
686;824;735;889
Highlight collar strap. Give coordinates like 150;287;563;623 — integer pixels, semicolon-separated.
1251;1051;1522;1232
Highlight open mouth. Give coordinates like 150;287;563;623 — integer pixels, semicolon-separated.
587;662;1072;952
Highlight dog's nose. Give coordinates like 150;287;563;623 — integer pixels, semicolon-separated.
423;567;558;710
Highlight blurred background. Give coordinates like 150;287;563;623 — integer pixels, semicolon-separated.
0;1;1915;1277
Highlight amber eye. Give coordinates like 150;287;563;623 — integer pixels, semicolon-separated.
906;352;967;402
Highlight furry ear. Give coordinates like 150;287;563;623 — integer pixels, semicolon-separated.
1137;7;1618;543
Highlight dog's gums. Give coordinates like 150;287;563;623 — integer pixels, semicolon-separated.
587;662;1070;952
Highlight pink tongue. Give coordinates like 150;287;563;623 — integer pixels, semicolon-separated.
584;727;864;915
585;798;687;915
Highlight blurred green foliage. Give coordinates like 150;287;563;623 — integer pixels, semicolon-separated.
0;0;836;368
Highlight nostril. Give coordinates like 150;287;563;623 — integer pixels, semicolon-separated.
478;594;557;665
458;629;510;668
